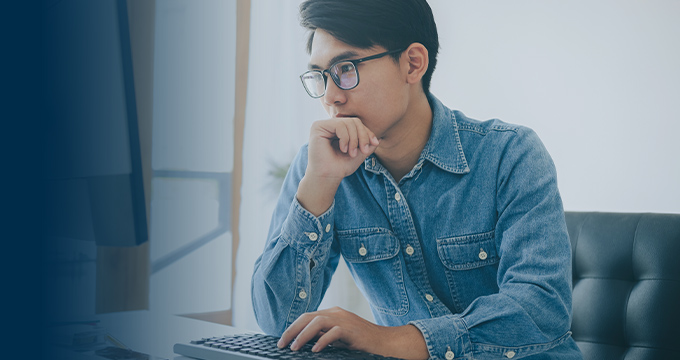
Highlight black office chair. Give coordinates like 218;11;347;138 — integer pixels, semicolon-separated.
565;212;680;360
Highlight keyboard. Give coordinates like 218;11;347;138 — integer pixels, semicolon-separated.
173;333;404;360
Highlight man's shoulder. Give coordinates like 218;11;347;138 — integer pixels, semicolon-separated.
429;94;530;138
452;110;527;137
447;109;546;160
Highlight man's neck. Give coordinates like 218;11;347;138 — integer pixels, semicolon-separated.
374;91;433;183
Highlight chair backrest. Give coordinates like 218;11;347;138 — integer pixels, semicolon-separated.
564;212;680;359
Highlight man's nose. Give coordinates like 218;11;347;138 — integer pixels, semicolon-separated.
323;76;347;106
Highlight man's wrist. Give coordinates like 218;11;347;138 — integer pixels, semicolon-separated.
381;324;429;360
296;174;342;217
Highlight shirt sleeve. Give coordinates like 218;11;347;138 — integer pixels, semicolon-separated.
251;145;341;336
410;127;576;360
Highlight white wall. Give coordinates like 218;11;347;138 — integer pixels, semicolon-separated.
428;0;680;213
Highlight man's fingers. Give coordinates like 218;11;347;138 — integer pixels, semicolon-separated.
343;119;359;157
353;118;372;155
355;119;380;153
314;117;378;158
290;316;329;351
278;312;314;348
278;308;382;355
277;328;296;349
278;312;329;350
334;122;350;154
311;326;344;352
368;130;380;146
334;117;374;158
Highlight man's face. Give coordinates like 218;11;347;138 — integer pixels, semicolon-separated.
308;29;411;139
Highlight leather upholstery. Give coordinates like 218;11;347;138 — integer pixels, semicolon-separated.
565;212;680;359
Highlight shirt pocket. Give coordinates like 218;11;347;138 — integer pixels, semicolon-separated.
338;227;409;316
437;230;499;270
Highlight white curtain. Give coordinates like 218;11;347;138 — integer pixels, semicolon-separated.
233;0;372;331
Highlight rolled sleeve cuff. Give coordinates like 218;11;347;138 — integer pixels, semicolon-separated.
280;197;335;256
410;315;473;360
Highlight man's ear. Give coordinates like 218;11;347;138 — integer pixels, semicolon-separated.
403;43;429;85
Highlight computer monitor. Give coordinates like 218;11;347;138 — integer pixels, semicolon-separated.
42;0;149;322
43;0;147;248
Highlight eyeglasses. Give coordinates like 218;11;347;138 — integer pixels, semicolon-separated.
299;48;405;98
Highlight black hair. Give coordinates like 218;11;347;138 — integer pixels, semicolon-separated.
299;0;439;94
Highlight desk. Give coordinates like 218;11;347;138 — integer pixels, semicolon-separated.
48;310;257;360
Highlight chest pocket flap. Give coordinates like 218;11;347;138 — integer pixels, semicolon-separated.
437;230;499;270
339;227;400;263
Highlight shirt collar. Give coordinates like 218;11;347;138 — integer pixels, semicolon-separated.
364;93;470;175
419;93;470;174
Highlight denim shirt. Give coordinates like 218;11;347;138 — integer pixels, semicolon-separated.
252;94;583;359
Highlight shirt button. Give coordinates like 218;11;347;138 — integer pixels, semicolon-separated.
445;350;455;360
325;224;331;233
307;232;318;241
505;351;516;358
394;192;401;201
479;248;488;260
298;290;307;299
405;245;414;256
358;245;367;256
425;294;434;302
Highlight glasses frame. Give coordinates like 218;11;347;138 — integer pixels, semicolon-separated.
300;48;405;99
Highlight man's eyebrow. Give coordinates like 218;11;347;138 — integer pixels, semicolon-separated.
308;51;360;70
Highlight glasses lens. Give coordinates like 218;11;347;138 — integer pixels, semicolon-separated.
330;62;358;90
301;71;325;98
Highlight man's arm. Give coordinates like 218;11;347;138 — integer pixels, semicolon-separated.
251;118;379;335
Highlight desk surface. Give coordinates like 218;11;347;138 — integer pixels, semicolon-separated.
50;310;257;360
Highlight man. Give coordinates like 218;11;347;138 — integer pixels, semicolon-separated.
252;1;583;359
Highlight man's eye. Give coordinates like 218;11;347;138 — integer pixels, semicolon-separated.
339;64;353;73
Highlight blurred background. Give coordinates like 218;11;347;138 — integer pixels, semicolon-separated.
41;0;679;339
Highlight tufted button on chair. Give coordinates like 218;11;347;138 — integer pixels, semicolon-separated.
565;212;680;360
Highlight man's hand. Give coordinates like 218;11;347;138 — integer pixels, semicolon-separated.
307;117;380;179
297;117;379;216
277;307;429;360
